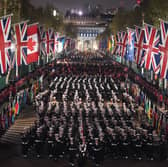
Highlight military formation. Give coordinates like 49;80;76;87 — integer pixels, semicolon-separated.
21;57;168;166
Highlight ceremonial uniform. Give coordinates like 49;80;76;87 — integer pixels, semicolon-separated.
53;135;62;160
68;138;77;166
35;132;43;158
21;132;29;157
77;142;87;167
47;133;54;158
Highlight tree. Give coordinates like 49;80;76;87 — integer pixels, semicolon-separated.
109;0;168;35
63;23;77;38
142;0;168;27
2;0;21;22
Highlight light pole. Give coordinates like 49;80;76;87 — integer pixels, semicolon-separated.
4;0;7;15
53;9;57;17
78;10;83;16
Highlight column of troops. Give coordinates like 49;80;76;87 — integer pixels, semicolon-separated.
21;66;168;166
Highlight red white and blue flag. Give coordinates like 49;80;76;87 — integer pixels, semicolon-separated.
134;26;145;65
140;23;160;74
27;23;39;64
114;32;121;55
38;26;47;56
159;19;168;79
70;39;76;50
125;28;135;61
116;31;128;57
14;21;28;66
0;15;12;74
64;37;69;50
54;32;59;53
38;25;46;56
57;36;65;53
46;28;54;55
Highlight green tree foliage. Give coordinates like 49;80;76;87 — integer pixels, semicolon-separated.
142;0;168;27
109;0;168;34
1;0;65;31
20;0;35;22
98;25;111;40
110;7;142;34
1;0;20;22
63;23;77;38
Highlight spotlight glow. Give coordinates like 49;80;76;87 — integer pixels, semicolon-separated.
78;10;83;16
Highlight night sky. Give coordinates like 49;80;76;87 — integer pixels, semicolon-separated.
30;0;136;12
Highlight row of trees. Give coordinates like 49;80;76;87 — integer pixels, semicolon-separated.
0;0;77;38
0;0;77;90
102;0;168;36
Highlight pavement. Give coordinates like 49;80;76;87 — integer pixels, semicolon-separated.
0;144;168;167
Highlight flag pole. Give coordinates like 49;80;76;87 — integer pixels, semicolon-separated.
3;0;7;15
47;54;49;63
141;12;145;75
0;13;13;19
16;54;18;78
13;20;29;26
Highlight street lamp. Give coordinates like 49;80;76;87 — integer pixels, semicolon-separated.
78;10;83;16
53;9;57;17
4;0;7;15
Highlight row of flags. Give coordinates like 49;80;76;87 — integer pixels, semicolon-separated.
145;97;164;134
0;14;76;75
99;38;108;50
0;79;41;130
108;35;115;53
113;19;168;80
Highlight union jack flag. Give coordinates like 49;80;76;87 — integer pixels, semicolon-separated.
46;28;54;55
38;25;46;56
159;19;168;79
115;31;127;57
114;32;121;55
70;39;76;50
54;32;59;53
125;28;135;61
57;36;65;52
63;37;69;50
140;23;160;74
134;26;145;64
14;21;28;66
0;15;12;74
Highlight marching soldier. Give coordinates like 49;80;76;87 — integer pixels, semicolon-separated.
77;139;87;167
68;137;77;166
35;129;43;158
160;135;167;161
47;131;54;158
152;134;160;160
53;133;61;160
121;133;130;159
88;134;94;160
21;131;29;158
110;133;118;159
146;134;153;160
93;138;102;166
135;134;142;160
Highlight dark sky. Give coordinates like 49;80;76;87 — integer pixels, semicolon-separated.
30;0;136;12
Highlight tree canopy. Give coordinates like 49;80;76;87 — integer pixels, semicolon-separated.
0;0;76;37
108;0;168;35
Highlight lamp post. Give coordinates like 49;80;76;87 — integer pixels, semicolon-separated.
78;10;83;16
53;9;57;17
4;0;7;15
